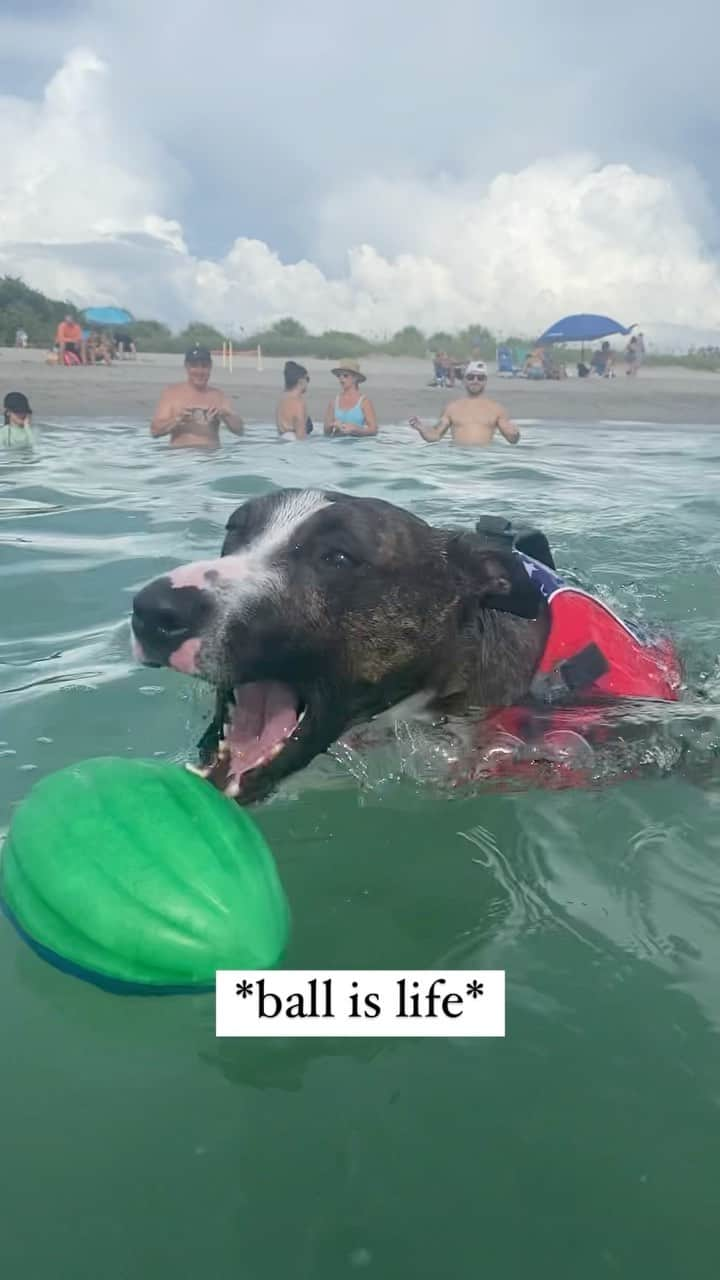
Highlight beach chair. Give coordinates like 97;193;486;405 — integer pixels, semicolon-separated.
496;345;524;376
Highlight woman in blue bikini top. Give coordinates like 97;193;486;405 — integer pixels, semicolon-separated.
324;359;378;437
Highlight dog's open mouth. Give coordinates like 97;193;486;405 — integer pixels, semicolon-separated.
186;680;307;799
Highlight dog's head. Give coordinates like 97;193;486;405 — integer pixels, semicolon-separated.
131;488;544;803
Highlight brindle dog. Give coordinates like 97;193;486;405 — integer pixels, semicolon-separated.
131;489;552;803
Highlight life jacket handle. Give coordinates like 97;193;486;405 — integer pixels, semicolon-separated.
474;514;556;570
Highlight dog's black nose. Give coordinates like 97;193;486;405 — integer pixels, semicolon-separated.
131;577;213;663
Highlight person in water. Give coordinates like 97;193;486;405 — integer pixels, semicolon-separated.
276;361;313;439
150;347;244;450
324;360;378;437
2;391;34;447
409;360;520;446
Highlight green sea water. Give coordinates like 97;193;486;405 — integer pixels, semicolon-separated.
2;418;720;1279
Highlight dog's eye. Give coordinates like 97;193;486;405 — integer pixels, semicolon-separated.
320;548;358;569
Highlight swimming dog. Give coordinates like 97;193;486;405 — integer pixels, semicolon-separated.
131;488;681;803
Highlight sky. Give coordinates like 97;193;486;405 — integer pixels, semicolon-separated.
1;0;720;347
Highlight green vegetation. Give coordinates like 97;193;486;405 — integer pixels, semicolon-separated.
0;278;229;353
2;274;719;371
241;319;373;359
235;319;501;360
0;276;513;359
0;276;80;348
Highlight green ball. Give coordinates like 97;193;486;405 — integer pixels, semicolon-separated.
0;757;290;993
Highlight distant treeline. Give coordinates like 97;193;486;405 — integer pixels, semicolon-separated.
2;274;719;371
0;277;516;359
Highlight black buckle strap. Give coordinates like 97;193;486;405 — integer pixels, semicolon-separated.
530;643;610;703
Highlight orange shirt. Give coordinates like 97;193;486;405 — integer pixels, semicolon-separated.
56;321;83;345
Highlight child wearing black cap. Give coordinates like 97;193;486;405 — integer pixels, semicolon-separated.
3;392;34;447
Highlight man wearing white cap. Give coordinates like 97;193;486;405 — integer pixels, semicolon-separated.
409;360;520;446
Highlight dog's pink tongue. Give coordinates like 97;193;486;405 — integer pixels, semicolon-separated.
227;681;298;776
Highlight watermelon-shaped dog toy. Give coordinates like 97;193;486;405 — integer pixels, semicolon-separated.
0;757;290;994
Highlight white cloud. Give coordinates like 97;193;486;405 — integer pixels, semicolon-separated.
3;48;720;351
0;48;183;251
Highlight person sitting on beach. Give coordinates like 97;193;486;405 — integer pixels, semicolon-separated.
3;391;34;447
87;331;113;365
55;314;86;365
276;361;313;440
150;346;244;450
524;346;546;379
324;360;378;437
591;341;614;377
115;332;137;359
431;351;456;388
409;360;520;447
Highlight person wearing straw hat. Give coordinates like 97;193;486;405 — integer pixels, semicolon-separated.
324;359;378;437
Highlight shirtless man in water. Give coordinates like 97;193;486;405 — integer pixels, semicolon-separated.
150;347;244;450
409;361;520;446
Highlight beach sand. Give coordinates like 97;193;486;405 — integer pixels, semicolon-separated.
1;347;719;426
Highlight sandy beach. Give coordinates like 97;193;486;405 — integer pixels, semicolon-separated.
1;346;719;426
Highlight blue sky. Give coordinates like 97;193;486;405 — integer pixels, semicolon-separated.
1;0;719;342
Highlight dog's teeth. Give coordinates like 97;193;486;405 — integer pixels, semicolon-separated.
224;778;240;798
270;743;284;758
185;762;211;778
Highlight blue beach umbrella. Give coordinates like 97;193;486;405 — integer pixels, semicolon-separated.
82;306;134;327
536;313;634;344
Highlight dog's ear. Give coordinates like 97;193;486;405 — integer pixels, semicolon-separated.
225;505;244;530
445;532;545;619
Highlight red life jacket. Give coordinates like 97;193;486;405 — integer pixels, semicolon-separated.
530;586;681;702
470;556;683;787
511;551;681;702
349;551;683;790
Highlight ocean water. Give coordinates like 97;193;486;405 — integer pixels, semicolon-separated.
2;418;720;1279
